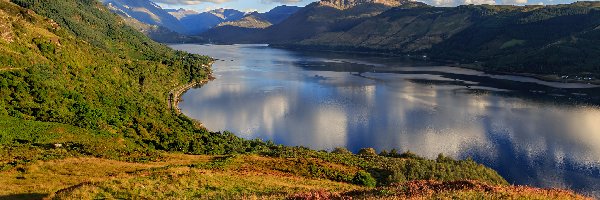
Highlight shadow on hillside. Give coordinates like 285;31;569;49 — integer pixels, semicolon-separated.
0;193;46;200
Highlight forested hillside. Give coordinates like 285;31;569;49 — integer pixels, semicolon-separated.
0;0;248;158
282;2;600;76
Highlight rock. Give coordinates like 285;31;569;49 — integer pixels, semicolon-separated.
358;148;377;156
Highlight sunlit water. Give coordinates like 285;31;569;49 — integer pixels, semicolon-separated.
172;44;600;197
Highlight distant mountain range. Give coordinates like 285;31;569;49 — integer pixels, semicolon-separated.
102;0;186;33
202;0;420;44
202;0;600;76
102;0;600;76
101;0;302;41
216;6;302;29
176;8;246;35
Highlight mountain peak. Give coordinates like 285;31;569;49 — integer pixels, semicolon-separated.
208;8;245;20
166;8;199;19
319;0;407;9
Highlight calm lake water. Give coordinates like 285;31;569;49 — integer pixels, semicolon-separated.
171;44;600;197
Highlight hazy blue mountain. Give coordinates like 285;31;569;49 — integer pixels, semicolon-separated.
260;5;303;24
101;0;186;33
213;6;302;30
178;8;246;35
102;0;245;35
165;8;199;20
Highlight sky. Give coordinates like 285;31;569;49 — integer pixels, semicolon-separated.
153;0;591;13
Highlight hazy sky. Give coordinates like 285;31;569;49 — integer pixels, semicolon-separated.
153;0;591;12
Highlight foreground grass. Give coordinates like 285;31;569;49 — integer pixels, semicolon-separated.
1;154;360;199
0;116;589;199
0;153;588;200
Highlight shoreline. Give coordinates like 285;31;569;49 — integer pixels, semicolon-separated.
269;44;600;86
168;75;215;129
455;64;600;86
168;62;216;115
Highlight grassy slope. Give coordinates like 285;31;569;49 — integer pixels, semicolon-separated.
0;0;590;199
0;154;587;199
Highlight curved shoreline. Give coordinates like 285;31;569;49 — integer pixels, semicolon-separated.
168;62;216;115
168;78;210;114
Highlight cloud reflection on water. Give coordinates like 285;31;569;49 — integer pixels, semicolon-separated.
174;44;600;197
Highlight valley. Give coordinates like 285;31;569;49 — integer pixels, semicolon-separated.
1;0;599;199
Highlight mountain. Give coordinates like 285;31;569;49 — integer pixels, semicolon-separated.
284;2;600;76
201;1;600;76
178;8;245;35
216;6;302;29
105;3;200;43
166;8;199;19
101;0;186;33
217;13;273;28
255;5;302;25
101;0;244;35
202;0;415;44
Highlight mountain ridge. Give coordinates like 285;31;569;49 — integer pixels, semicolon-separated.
101;0;186;33
201;0;414;44
215;5;302;29
285;2;600;76
202;1;600;77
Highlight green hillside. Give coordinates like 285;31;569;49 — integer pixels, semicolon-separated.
0;0;227;156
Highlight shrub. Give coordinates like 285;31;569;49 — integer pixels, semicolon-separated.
353;171;377;187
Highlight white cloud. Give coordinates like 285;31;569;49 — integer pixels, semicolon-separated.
502;0;528;4
152;0;232;5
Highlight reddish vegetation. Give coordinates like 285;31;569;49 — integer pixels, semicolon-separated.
288;180;591;200
288;190;345;200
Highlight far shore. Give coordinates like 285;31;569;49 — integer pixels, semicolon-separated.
456;64;600;86
265;44;600;86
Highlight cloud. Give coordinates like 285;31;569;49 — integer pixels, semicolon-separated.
501;0;528;4
152;0;232;5
424;0;496;6
261;0;305;3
